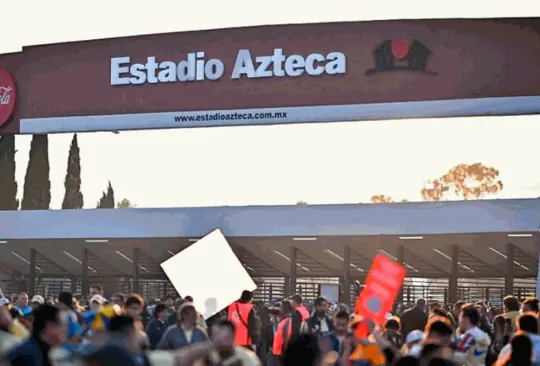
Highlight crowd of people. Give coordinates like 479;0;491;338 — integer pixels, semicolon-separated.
1;283;540;366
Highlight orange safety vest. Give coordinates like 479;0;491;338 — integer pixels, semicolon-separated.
272;317;292;356
227;301;253;346
297;305;310;321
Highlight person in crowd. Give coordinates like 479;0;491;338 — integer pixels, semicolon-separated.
408;317;453;357
164;295;175;317
227;290;261;351
0;307;23;357
124;294;150;349
13;292;33;318
31;295;45;309
474;302;492;338
383;317;403;350
343;318;387;366
8;304;67;366
282;333;321;366
454;304;491;365
270;300;294;364
195;320;262;366
146;303;168;349
300;296;333;336
496;333;534;366
400;298;428;338
166;297;184;326
182;295;208;330
522;298;539;314
157;302;209;349
503;296;521;332
402;330;424;355
450;301;465;328
488;315;511;365
111;293;125;309
290;294;310;338
497;312;540;362
90;285;104;298
320;310;350;364
89;295;106;312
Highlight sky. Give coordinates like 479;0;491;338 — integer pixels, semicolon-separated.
3;0;540;209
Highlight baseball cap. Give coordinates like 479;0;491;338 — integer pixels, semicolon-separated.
406;330;424;344
90;295;106;305
31;295;45;305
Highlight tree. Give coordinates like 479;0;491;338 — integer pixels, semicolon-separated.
61;134;84;209
296;200;308;205
370;195;408;203
370;195;394;203
117;198;136;208
96;181;115;208
21;135;51;210
422;162;503;201
0;135;18;210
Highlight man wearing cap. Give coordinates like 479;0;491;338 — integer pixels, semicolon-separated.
31;295;45;309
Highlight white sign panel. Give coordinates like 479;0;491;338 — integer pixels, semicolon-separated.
160;229;257;319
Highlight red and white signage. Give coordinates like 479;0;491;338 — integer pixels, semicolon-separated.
0;67;16;128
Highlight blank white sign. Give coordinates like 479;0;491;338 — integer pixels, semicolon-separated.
160;229;257;319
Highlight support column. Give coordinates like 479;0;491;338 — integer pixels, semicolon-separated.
81;248;89;296
133;247;140;294
290;247;297;297
397;244;405;303
505;243;514;296
448;245;459;304
71;276;77;294
342;245;351;306
28;248;36;296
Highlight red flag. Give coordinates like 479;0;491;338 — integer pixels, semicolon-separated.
354;254;406;325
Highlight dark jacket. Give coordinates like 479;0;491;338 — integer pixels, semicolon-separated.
291;310;303;339
400;306;428;338
8;336;49;366
304;314;334;336
146;319;168;350
156;325;208;350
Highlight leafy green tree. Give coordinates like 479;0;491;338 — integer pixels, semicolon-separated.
61;134;83;209
0;135;18;210
117;198;136;208
21;135;50;210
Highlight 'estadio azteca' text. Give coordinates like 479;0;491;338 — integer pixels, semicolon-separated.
110;49;346;85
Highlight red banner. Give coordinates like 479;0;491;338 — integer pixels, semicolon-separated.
354;254;406;325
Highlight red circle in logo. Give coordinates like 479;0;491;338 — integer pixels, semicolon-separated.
391;40;410;60
0;67;16;127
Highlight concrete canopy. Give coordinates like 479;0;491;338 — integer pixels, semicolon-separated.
0;198;538;279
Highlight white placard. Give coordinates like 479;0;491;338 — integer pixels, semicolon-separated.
160;229;257;319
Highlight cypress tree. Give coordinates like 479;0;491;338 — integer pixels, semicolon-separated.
0;134;18;210
21;134;51;210
96;181;115;208
61;134;84;209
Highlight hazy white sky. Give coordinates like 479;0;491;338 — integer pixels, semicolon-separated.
3;0;540;209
